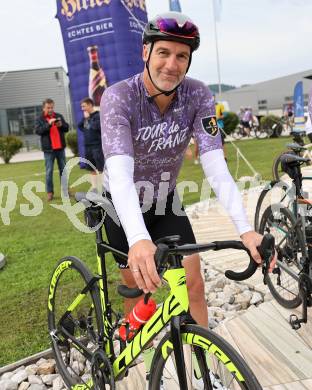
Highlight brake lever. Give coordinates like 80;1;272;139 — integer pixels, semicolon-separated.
257;234;275;284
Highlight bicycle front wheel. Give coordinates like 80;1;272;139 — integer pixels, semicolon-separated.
48;256;104;388
149;324;262;390
259;206;303;309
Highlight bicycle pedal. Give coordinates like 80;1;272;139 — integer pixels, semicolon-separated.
289;314;301;330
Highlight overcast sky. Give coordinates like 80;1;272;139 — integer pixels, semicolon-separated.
0;0;311;86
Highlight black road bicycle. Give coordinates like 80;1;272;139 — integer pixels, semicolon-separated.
47;191;274;389
258;153;312;329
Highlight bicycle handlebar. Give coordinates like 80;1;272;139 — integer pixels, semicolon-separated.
117;234;275;298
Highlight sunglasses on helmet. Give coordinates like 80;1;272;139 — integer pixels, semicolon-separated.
155;18;199;39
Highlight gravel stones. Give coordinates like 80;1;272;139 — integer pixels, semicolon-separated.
203;262;268;329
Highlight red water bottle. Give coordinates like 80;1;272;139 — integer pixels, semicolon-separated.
119;298;157;341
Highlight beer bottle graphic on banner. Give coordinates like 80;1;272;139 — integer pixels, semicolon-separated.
87;45;107;108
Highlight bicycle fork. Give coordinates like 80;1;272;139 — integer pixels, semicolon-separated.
170;316;213;389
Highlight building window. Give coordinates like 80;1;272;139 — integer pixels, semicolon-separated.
6;106;42;136
258;99;267;105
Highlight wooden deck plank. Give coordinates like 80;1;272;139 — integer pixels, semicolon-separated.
223;317;300;386
270;301;312;350
264;378;312;389
224;310;312;386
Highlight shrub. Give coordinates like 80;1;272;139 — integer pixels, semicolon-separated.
0;135;23;164
223;112;239;135
66;130;79;157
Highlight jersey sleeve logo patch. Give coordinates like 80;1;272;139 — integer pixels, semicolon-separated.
201;115;219;137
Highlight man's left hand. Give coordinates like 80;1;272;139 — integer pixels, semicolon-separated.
240;230;276;272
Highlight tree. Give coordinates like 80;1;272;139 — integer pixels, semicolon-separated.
223;112;239;135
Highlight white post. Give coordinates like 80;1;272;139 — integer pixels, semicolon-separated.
212;0;222;98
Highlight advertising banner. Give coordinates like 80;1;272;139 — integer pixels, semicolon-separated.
169;0;182;12
293;81;305;132
56;0;147;159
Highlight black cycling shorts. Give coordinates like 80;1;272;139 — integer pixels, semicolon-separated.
242;120;251;129
85;145;104;172
103;191;196;269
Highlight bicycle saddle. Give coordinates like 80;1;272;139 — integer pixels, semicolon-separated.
290;130;306;137
286;143;306;152
75;191;120;224
280;153;310;164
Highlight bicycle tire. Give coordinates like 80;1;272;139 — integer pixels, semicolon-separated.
232;127;243;140
149;324;262;390
255;128;267;139
259;205;303;309
263;127;273;138
254;180;290;232
48;256;104;388
270;123;283;138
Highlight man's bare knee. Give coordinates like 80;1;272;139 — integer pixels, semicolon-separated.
183;254;205;301
187;277;205;302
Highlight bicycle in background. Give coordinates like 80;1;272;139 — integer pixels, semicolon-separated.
258;153;312;330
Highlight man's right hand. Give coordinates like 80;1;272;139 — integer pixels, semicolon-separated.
127;239;161;294
48;118;56;125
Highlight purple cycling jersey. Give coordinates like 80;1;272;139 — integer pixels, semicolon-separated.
242;110;252;122
100;73;222;199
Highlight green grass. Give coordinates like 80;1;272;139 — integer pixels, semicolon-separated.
0;137;291;366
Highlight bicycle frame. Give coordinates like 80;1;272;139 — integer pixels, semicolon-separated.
50;225;191;388
51;227;252;389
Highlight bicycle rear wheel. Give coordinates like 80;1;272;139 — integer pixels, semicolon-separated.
254;180;291;232
232;127;243;140
259;206;303;309
48;256;104;388
254;127;267;139
272;151;289;181
149;324;262;390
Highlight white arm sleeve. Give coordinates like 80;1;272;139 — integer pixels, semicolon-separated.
105;155;151;247
201;149;252;235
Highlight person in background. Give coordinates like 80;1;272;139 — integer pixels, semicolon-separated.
78;97;104;192
242;106;252;137
237;106;245;124
35;98;69;201
284;103;294;132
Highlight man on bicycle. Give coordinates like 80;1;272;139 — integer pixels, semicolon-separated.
242;106;252;137
100;11;264;328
